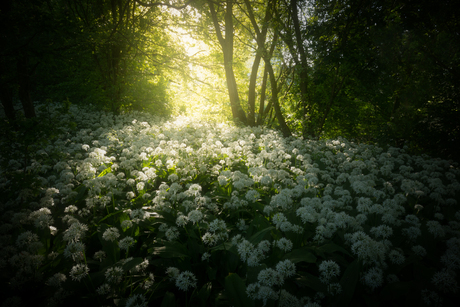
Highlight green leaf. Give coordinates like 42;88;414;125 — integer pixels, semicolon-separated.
152;241;190;258
160;292;175;307
316;242;352;257
224;273;254;307
337;258;361;306
284;248;317;264
248;226;274;245
121;257;144;271
195;282;212;307
379;281;413;301
98;165;112;177
295;272;328;293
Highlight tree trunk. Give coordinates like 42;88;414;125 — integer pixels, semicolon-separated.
17;51;36;118
265;59;291;138
0;81;15;121
247;53;262;126
257;64;269;125
208;0;247;125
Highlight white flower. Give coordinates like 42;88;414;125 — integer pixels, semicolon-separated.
94;250;106;261
202;252;211;261
126;191;135;200
64;241;85;261
97;283;111;295
318;260;340;283
327;283;342;295
126;294;148;307
237;240;254;261
388;249;405;265
63;222;88;242
166;267;180;279
276;259;296;278
426;220;445;238
69;264;89;281
29;208;54;229
176;215;188;227
362;267;383;291
46;273;67;287
105;266;124;284
103;227;120;241
119;236;135;250
121;219;133;229
412;245;427;257
187;210;203;224
165;227;180;241
175;271;197;291
258;268;284;287
274;238;293;252
432;268;459;293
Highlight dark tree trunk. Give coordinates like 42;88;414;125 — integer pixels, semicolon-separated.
0;81;15;121
17;52;36;118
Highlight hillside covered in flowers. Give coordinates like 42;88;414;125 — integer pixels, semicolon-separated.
1;103;459;307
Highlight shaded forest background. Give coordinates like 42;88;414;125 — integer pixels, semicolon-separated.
1;0;459;161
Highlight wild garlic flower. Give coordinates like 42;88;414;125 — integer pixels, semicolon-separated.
166;267;180;279
97;283;111;295
202;252;211;262
276;259;296;279
118;236;135;250
388;249;405;265
63;222;88;242
125;294;148;307
187;210;203;224
176;215;188;227
29;208;54;229
432;268;459;293
426;220;446;238
121;219;133;229
16;231;39;249
94;250;106;262
102;227;120;241
69;264;89;281
46;273;67;287
165;227;180;241
105;266;124;284
258;268;284;287
362;267;383;291
175;271;197;291
318;260;340;284
327;283;342;295
63;242;85;262
237;240;254;262
274;238;293;253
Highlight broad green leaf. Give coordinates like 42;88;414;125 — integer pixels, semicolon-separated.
248;226;274;245
98;166;111;177
337;258;361;306
246;264;267;284
379;281;413;301
121;257;144;271
160;292;175;307
284;248;317;263
316;242;352;257
152;241;190;258
295;272;327;292
225;273;254;307
195;282;212;307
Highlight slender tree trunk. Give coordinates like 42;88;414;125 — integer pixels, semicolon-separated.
265;59;291;138
257;64;269;125
247;53;262;126
208;0;247;124
17;51;36;118
0;81;15;121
